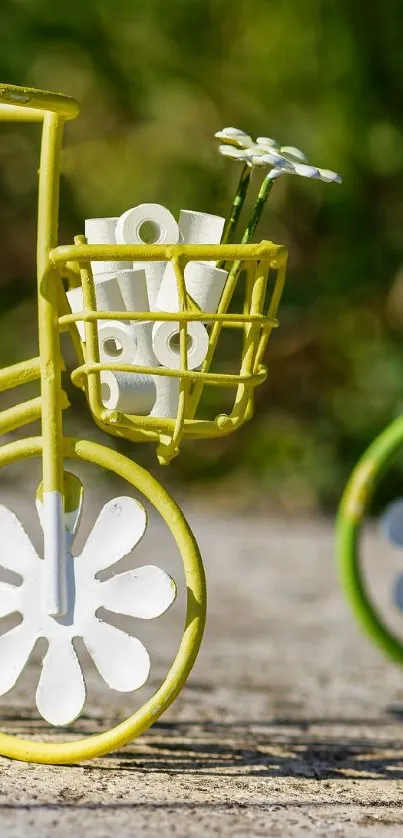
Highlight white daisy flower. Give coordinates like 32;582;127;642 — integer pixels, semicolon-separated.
217;128;342;183
0;494;176;726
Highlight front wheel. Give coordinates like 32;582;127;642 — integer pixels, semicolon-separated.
0;436;206;764
337;415;403;663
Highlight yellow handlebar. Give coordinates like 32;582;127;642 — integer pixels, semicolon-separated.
0;83;79;122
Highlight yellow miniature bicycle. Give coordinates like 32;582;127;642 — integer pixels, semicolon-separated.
0;83;289;764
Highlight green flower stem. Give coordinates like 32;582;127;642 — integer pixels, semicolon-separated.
188;172;275;419
242;172;275;245
222;173;275;279
220;163;251;246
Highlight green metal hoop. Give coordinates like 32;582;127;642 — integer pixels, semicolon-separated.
336;414;403;663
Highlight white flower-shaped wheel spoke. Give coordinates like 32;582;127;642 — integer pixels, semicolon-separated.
0;505;38;577
84;621;150;692
81;496;147;573
101;565;177;619
0;581;20;618
36;640;86;727
0;623;37;695
0;488;177;726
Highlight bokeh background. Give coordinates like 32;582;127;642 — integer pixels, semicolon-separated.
1;0;403;513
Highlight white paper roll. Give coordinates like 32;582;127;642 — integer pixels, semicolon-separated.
85;217;131;275
94;273;125;312
66;286;86;341
179;209;225;245
152;320;209;370
135;323;159;367
133;261;167;310
117;267;150;316
101;370;156;415
116;267;159;366
66;275;125;342
97;320;138;364
115;204;180;246
156;261;228;314
150;375;180;418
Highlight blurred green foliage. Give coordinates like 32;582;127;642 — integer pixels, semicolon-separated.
1;0;403;511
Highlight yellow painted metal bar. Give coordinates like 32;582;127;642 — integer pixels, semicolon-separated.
0;357;41;392
59;310;277;327
37;112;65;496
254;255;288;372
231;261;271;422
57;281;84;365
0;104;44;123
73;235;105;420
186;261;255;418
157;257;188;462
50;241;286;266
91;405;254;445
71;361;267;389
0;83;79;120
0;391;69;435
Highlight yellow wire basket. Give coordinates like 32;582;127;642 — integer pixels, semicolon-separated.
53;239;287;464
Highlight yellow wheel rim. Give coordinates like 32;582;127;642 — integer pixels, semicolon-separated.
0;436;206;764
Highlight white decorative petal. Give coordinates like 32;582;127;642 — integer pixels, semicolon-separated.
0;581;20;618
251;144;282;159
246;146;289;168
246;145;266;157
252;155;288;172
247;154;273;167
219;126;247;136
293;163;321;179
215;129;253;149
267;167;286;180
80;497;147;573
219;144;250;161
36;640;86;726
84;620;150;691
101;565;177;619
239;136;255;147
316;167;342;184
0;623;36;695
0;505;39;576
258;149;295;168
256;136;280;149
280;145;308;162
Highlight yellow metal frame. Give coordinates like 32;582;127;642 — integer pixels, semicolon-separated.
0;82;287;763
